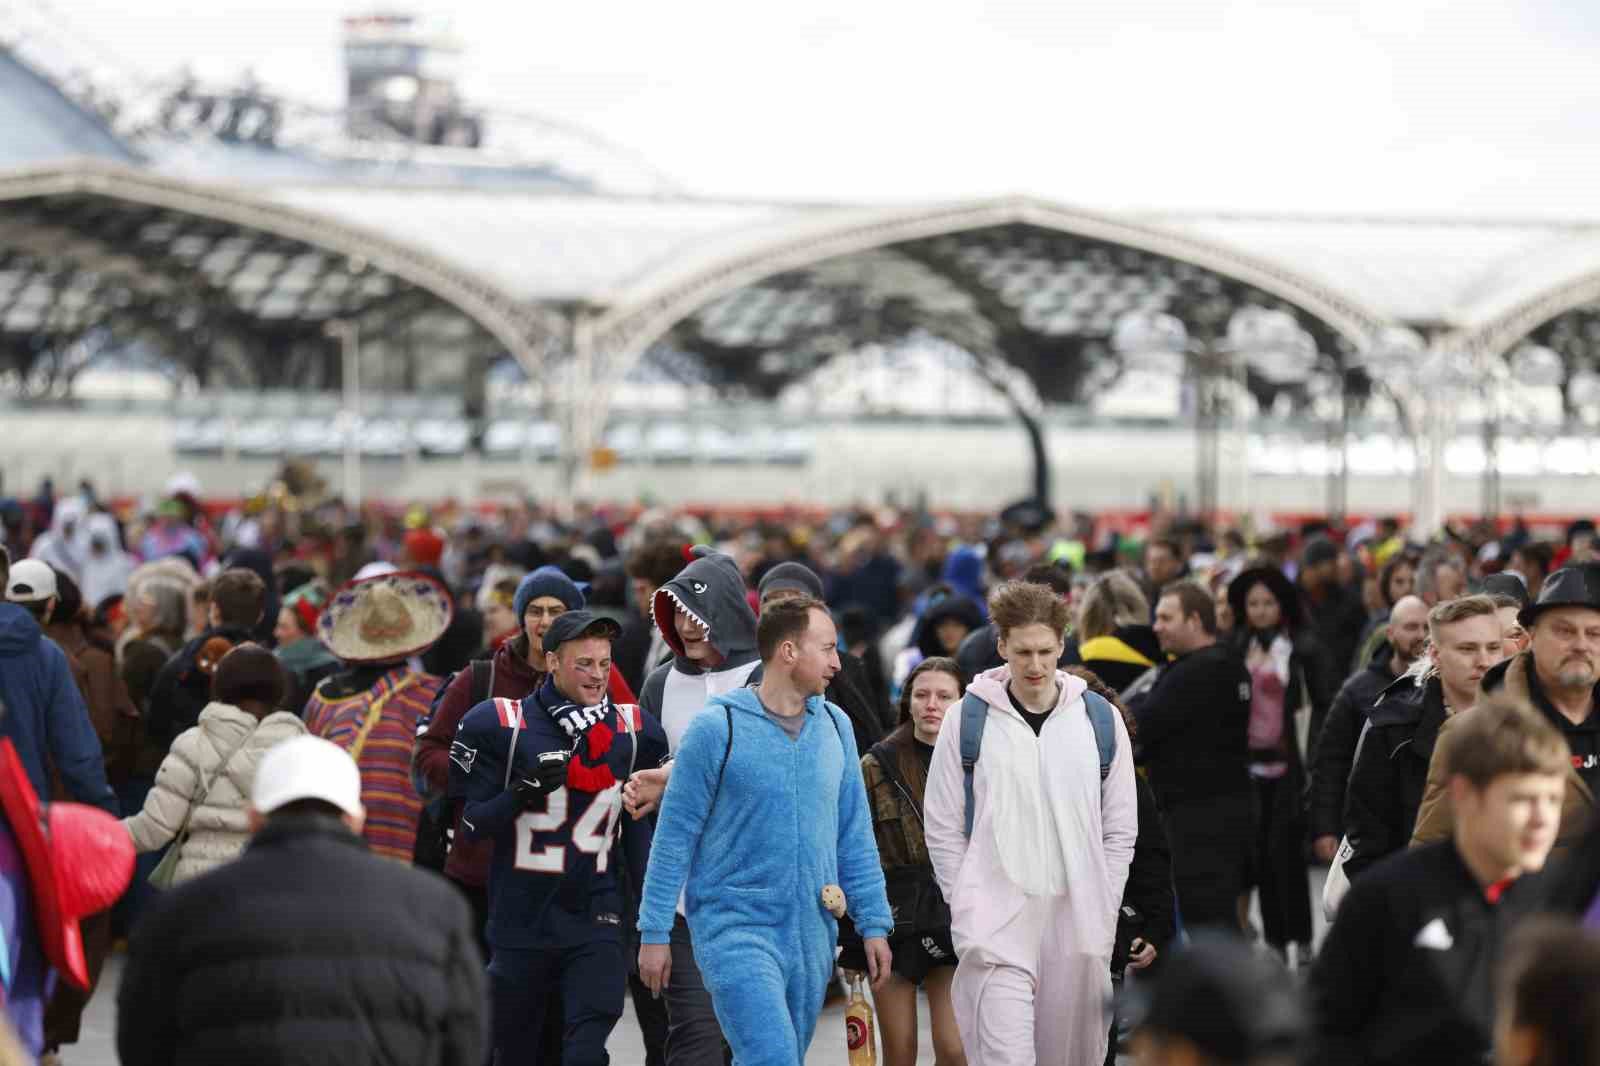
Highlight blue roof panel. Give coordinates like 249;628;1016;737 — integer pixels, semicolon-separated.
0;50;137;166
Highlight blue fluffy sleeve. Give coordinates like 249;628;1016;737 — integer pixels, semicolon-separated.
636;707;725;944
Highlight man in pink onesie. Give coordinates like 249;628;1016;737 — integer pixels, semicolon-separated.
924;580;1138;1065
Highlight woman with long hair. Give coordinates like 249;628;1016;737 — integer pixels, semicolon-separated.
1075;572;1160;695
1228;566;1329;969
839;656;967;1066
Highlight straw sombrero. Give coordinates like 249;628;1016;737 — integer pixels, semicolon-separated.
318;570;454;664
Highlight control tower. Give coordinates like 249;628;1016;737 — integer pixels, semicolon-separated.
342;11;481;146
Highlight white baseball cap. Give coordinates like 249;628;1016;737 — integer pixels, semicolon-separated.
251;735;363;818
6;559;58;603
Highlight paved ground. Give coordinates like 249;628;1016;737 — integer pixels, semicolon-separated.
64;869;1327;1065
67;957;934;1066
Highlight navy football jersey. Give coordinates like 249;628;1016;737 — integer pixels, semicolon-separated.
451;683;668;949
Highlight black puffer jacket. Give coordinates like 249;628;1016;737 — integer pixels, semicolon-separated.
1308;648;1398;840
117;813;487;1066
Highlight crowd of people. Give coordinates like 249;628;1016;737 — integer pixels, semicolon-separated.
4;470;1600;1066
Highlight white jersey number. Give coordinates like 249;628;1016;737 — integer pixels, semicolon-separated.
512;785;623;874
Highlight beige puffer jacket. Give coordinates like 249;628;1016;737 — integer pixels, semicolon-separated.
124;701;309;883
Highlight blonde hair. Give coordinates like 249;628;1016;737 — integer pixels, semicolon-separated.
1427;594;1499;640
1075;571;1149;642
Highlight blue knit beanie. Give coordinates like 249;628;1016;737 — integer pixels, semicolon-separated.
513;565;586;620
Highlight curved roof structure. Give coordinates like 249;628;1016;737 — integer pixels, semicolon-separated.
6;26;1600;417
0;161;559;396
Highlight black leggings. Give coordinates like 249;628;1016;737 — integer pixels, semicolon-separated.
1252;775;1312;948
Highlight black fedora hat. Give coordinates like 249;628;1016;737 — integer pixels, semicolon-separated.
1481;571;1529;608
1228;565;1303;632
1519;564;1600;627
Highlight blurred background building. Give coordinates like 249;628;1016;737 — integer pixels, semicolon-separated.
5;3;1600;522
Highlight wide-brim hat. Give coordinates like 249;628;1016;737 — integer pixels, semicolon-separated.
1519;564;1600;627
0;740;134;991
1228;565;1302;630
318;570;454;664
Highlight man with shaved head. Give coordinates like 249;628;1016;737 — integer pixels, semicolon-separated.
1309;595;1430;863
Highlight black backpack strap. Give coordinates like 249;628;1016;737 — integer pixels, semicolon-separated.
707;706;735;820
470;658;494;706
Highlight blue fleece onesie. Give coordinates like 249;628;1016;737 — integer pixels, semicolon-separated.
638;688;892;1066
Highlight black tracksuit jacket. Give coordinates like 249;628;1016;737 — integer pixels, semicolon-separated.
1307;841;1544;1066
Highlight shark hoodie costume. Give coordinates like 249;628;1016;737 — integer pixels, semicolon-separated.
639;686;892;1066
637;547;764;1066
923;666;1137;1066
641;548;763;751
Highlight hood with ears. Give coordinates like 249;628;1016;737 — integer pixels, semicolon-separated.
651;546;759;674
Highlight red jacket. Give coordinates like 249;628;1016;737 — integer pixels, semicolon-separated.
414;636;635;886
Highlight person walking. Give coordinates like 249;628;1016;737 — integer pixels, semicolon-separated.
1341;595;1502;881
116;734;488;1066
1228;565;1327;964
0;557;115;813
1068;667;1174;1066
272;583;339;715
1410;565;1600;857
122;643;307;882
637;594;893;1066
923;580;1137;1066
38;568;141;793
838;656;968;1066
623;548;764;1066
759;562;895;755
451;610;666;1066
1307;696;1569;1065
144;568;267;759
1308;595;1428;864
618;542;687;693
303;570;453;861
1132;579;1252;933
1075;571;1160;695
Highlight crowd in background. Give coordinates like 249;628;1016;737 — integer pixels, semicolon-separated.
6;464;1600;1066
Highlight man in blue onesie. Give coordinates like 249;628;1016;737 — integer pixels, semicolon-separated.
452;610;668;1066
638;594;893;1066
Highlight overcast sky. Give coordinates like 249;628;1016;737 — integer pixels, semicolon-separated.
35;0;1600;215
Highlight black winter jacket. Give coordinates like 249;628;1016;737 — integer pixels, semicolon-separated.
144;623;257;753
1308;841;1545;1066
829;651;895;754
1129;643;1252;807
1308;649;1398;840
1115;773;1176;974
1343;675;1447;881
117;814;488;1066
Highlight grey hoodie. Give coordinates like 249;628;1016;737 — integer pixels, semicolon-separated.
641;547;762;752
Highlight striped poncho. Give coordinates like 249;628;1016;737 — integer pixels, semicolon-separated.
305;665;444;861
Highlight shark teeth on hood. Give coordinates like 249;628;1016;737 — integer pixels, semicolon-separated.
661;587;711;641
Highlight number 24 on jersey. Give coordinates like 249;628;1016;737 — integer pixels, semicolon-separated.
512;784;623;874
